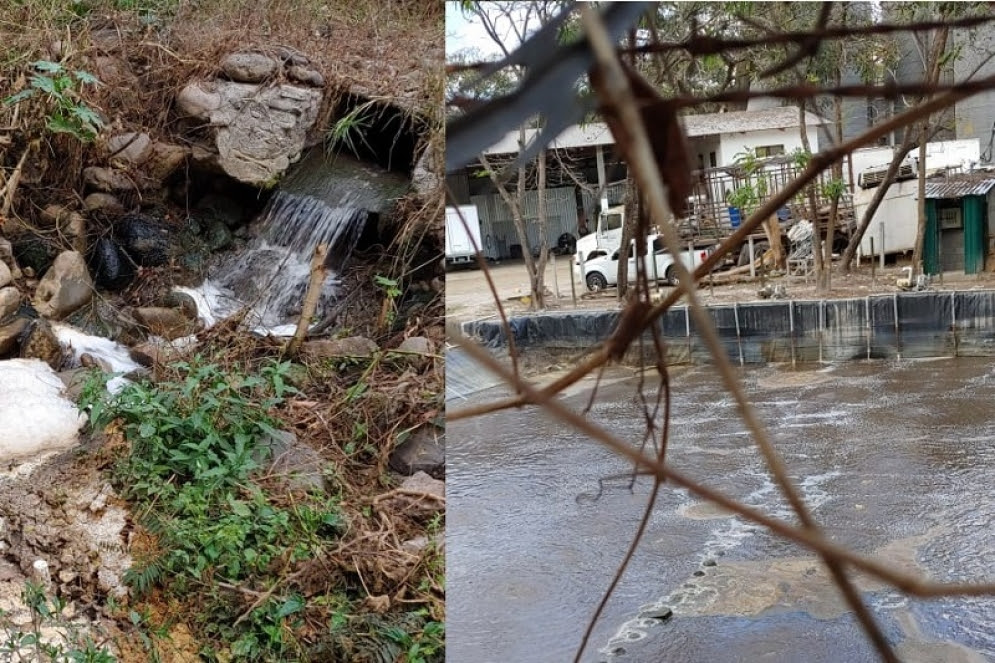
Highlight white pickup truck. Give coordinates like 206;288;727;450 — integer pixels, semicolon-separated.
575;235;711;291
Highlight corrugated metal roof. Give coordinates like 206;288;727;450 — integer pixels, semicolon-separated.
481;107;826;155
924;178;995;199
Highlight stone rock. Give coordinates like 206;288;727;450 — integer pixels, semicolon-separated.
412;143;441;199
88;238;132;291
642;607;673;621
0;287;20;320
93;56;139;88
203;218;233;252
145;142;189;181
83;166;135;192
256;430;327;493
0;262;10;289
115;214;170;266
303;336;378;359
107;132;153;166
220;52;279;83
394;336;435;371
286;65;324;87
397;336;434;355
132;307;198;340
0;239;21;280
273;45;310;66
129;337;194;368
83;193;125;215
19;319;63;369
400;471;445;507
33;251;93;320
197;193;246;228
0;317;28;356
177;80;322;186
162;290;199;319
40;206;86;254
389;425;444;478
176;82;222;121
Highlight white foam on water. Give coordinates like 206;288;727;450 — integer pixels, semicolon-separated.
602;469;844;658
0;359;86;460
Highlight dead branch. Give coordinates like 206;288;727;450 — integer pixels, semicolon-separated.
284;243;328;359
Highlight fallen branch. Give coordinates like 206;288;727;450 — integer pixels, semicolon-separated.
284;243;328;359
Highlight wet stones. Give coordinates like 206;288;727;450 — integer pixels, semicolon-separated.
19;319;63;370
32;251;93;320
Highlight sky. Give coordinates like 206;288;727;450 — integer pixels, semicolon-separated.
445;1;514;60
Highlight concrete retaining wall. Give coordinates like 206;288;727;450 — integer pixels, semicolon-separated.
461;291;995;365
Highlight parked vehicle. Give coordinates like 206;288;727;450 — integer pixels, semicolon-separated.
445;205;483;268
575;204;625;264
574;235;711;291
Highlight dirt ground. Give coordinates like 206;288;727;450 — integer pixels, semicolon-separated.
446;256;995;326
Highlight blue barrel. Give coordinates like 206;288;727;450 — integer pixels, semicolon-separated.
728;206;742;228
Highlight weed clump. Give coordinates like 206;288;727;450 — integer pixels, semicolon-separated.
79;360;337;660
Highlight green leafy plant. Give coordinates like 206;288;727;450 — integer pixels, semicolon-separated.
3;60;104;142
0;581;116;662
374;274;403;328
82;359;344;661
325;100;377;157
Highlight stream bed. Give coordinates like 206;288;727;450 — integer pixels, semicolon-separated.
447;358;995;662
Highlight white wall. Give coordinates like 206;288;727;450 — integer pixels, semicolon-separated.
855;179;919;256
718;124;821;166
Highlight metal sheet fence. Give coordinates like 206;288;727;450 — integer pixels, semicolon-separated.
462;290;995;366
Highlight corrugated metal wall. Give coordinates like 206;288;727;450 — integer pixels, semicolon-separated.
964;195;987;274
470;187;578;259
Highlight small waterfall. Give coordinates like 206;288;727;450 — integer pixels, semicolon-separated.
188;151;410;331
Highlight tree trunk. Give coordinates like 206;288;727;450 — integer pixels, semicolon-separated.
798;99;823;286
617;178;637;300
533;147;548;309
911;122;929;275
822;90;844;292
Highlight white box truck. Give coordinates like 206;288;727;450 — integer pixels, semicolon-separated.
445;205;483;269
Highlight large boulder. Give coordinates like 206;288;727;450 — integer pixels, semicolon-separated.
33;251;93;320
176;80;322;186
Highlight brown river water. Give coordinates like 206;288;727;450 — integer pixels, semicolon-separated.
447;357;995;662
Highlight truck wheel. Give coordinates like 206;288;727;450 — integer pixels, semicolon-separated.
666;265;679;287
586;272;608;292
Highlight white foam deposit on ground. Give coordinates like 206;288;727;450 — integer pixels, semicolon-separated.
0;359;85;460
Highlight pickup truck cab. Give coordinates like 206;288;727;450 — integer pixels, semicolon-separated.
575;235;711;291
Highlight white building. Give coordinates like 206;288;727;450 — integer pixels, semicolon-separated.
481;106;825;171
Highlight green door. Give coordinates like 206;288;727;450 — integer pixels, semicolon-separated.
963;195;987;274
